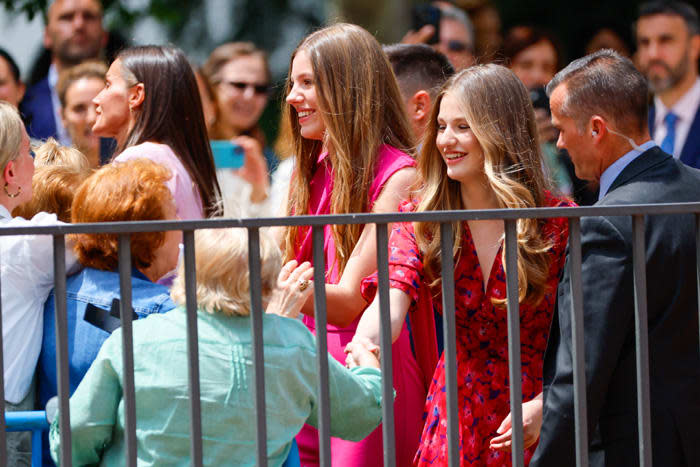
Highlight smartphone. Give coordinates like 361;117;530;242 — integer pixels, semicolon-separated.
210;140;244;169
411;4;441;45
530;86;550;114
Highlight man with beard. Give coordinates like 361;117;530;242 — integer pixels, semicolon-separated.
636;2;700;168
21;0;107;143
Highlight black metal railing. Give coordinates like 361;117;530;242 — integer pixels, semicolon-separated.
2;201;700;467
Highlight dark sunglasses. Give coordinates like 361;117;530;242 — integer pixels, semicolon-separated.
446;40;472;53
222;80;270;95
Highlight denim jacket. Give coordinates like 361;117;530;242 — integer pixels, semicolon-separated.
37;267;175;466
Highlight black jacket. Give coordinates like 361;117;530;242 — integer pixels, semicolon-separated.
532;147;700;467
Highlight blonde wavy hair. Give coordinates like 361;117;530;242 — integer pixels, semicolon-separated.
33;138;91;170
171;228;281;317
282;23;414;275
416;64;555;306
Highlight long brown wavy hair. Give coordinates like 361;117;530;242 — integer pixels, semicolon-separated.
416;64;555;306
282;23;414;275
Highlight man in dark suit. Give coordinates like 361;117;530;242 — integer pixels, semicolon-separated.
531;49;700;466
21;0;106;143
636;2;700;168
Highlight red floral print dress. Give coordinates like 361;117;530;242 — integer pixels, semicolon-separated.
381;195;572;466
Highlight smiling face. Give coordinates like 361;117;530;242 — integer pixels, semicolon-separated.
92;59;134;144
286;50;325;141
214;54;269;136
435;91;485;185
63;76;103;158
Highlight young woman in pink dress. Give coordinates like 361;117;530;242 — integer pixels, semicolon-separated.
350;64;574;466
282;23;425;467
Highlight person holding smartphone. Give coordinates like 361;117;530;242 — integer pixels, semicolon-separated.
201;42;286;217
403;2;476;71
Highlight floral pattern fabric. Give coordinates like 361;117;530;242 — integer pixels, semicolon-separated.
384;195;572;466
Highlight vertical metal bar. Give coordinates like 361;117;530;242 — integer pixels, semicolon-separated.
0;241;6;466
375;223;396;467
53;235;72;466
312;225;331;467
118;234;137;466
32;428;42;467
568;218;589;467
439;222;459;467
183;230;203;467
504;219;524;467
247;228;268;467
632;215;652;467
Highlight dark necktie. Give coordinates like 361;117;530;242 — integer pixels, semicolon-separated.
660;112;678;155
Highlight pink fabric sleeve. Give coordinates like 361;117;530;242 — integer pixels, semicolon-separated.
114;142;204;220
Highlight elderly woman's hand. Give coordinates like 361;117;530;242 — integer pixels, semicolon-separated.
265;260;314;319
344;337;380;369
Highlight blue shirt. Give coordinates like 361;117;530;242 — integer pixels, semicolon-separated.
38;267;175;466
598;141;657;200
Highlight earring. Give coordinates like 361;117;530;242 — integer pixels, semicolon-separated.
4;182;21;198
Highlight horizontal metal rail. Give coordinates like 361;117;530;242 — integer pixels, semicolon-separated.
0;203;698;235
1;201;698;467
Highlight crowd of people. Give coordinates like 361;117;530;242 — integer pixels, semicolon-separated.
1;0;699;466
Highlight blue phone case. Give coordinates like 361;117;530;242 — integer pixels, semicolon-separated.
210;140;244;169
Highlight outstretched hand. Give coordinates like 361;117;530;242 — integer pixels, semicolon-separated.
344;336;380;369
265;260;313;319
489;394;543;452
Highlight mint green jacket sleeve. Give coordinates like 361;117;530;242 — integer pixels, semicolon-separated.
306;357;384;442
49;332;123;466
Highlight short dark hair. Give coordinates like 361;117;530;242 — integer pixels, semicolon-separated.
637;1;700;35
383;44;454;99
0;48;21;84
546;49;649;134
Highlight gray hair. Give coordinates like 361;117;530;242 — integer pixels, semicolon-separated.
438;3;475;47
546;49;649;134
0;101;24;172
170;227;281;317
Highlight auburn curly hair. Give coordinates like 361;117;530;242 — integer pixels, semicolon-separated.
71;158;174;271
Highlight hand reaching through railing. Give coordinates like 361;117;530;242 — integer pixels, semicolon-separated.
265;260;314;319
489;392;543;452
344;338;381;369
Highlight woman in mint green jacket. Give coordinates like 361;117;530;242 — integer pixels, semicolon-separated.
49;228;384;466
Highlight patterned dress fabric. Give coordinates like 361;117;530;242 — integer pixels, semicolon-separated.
381;195;572;466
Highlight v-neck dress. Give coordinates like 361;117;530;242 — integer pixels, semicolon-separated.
378;195;571;466
293;145;423;467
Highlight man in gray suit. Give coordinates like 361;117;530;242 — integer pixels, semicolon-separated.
531;49;700;466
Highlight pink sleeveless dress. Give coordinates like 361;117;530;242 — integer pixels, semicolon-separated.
294;145;425;467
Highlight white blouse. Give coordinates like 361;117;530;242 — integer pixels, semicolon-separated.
0;205;78;404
